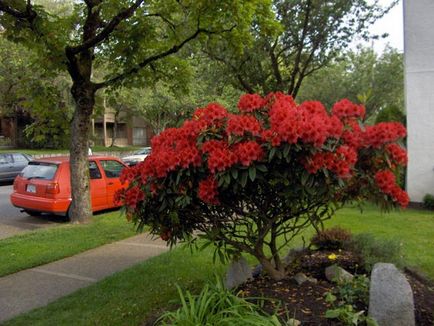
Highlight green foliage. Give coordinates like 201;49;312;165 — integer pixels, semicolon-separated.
375;105;406;125
206;0;394;97
325;275;377;326
0;35;73;148
311;227;352;250
156;279;281;326
347;233;403;271
299;46;404;120
423;194;434;210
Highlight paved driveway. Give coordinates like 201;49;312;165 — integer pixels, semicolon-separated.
0;183;65;239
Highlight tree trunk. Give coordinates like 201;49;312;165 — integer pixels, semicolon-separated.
110;110;119;147
69;82;94;223
258;255;286;280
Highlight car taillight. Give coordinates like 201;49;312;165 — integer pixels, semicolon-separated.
13;179;17;191
46;182;60;194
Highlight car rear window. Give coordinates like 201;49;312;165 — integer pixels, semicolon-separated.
135;148;151;155
20;162;58;180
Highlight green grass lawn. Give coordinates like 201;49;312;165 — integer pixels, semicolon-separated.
0;211;135;277
2;205;434;326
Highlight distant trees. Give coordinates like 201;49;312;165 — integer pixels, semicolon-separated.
298;46;404;120
205;0;397;98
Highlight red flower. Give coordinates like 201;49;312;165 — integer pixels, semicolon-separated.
198;176;219;204
375;170;408;207
233;141;264;166
226;114;262;137
332;99;365;120
237;94;266;112
386;143;407;166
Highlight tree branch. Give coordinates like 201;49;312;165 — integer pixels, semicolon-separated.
66;0;144;55
95;25;236;89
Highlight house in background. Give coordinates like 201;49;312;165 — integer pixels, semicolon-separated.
92;106;154;147
404;0;434;202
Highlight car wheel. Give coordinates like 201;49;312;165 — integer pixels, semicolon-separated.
24;210;41;217
65;206;72;221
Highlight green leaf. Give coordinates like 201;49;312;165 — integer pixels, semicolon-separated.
248;166;256;182
325;309;341;319
301;170;310;186
231;168;238;179
269;147;276;160
256;164;267;172
283;144;290;157
240;171;248;188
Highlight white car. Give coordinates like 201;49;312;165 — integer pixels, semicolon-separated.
122;147;151;166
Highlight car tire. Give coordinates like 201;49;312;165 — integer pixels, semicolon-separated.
24;210;41;217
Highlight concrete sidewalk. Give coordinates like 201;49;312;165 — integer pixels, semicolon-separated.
0;233;168;323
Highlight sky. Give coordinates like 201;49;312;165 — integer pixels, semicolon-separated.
366;0;404;53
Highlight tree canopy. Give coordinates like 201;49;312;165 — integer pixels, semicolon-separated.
205;0;397;98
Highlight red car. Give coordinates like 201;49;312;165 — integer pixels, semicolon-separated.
10;156;127;217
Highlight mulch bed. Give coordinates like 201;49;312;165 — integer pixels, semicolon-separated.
238;250;434;325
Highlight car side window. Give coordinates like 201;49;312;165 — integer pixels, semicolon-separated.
0;154;13;164
89;161;102;179
100;160;124;178
13;154;28;163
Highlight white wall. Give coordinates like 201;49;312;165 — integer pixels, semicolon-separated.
404;0;434;202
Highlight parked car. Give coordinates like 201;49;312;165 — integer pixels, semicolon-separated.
121;147;151;166
10;156;127;217
0;153;33;182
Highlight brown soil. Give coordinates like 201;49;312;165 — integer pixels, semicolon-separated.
238;250;434;325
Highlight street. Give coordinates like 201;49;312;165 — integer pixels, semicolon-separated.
0;183;65;239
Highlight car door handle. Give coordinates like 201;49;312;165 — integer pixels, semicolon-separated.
108;182;114;185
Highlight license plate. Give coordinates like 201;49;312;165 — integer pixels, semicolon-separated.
27;184;36;193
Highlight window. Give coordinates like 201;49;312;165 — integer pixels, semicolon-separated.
0;154;13;164
13;154;29;163
89;161;102;179
100;160;124;178
21;162;58;180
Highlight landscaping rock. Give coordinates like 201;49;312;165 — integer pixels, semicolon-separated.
368;263;415;326
287;318;301;326
307;276;318;284
325;265;353;283
224;257;252;289
293;272;309;285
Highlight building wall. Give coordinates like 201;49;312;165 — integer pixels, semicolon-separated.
404;0;434;202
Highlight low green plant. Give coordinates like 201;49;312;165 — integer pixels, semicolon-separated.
325;275;377;326
155;279;281;326
311;227;352;250
348;233;403;271
423;194;434;210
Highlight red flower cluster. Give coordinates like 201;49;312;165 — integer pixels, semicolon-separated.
233;141;264;166
198;176;219;204
226;114;262;137
193;103;228;126
375;170;409;207
124;186;145;209
304;145;357;178
119;92;408;211
364;122;407;148
332;99;365;120
207;147;238;173
237;94;266;112
386;143;407;166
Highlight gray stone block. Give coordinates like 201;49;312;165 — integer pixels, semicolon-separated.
325;264;354;283
368;263;415;326
224;257;252;289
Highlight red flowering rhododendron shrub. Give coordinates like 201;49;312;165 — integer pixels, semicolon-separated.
117;93;408;280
